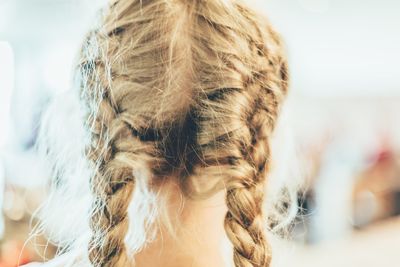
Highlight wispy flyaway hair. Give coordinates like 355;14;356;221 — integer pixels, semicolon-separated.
35;0;296;267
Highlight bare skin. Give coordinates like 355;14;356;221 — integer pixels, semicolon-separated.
134;181;233;267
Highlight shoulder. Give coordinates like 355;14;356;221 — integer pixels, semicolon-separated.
22;262;54;267
21;264;41;267
21;259;64;267
21;252;84;267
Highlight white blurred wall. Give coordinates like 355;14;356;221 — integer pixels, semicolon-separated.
261;0;400;97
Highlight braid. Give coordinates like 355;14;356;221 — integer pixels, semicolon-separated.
224;100;276;267
223;61;286;267
223;28;287;267
87;96;156;267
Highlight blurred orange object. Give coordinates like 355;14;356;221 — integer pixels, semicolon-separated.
0;241;33;267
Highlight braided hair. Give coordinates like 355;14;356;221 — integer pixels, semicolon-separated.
75;0;289;266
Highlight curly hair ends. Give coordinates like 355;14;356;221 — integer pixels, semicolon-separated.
37;0;290;267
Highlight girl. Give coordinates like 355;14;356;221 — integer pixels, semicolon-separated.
27;0;291;266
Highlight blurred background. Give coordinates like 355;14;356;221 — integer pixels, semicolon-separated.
0;0;399;266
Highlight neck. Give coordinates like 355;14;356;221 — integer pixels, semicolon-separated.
134;181;233;267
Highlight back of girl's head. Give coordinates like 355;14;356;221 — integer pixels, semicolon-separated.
37;0;290;266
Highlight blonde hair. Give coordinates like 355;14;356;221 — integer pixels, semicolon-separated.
35;0;291;266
